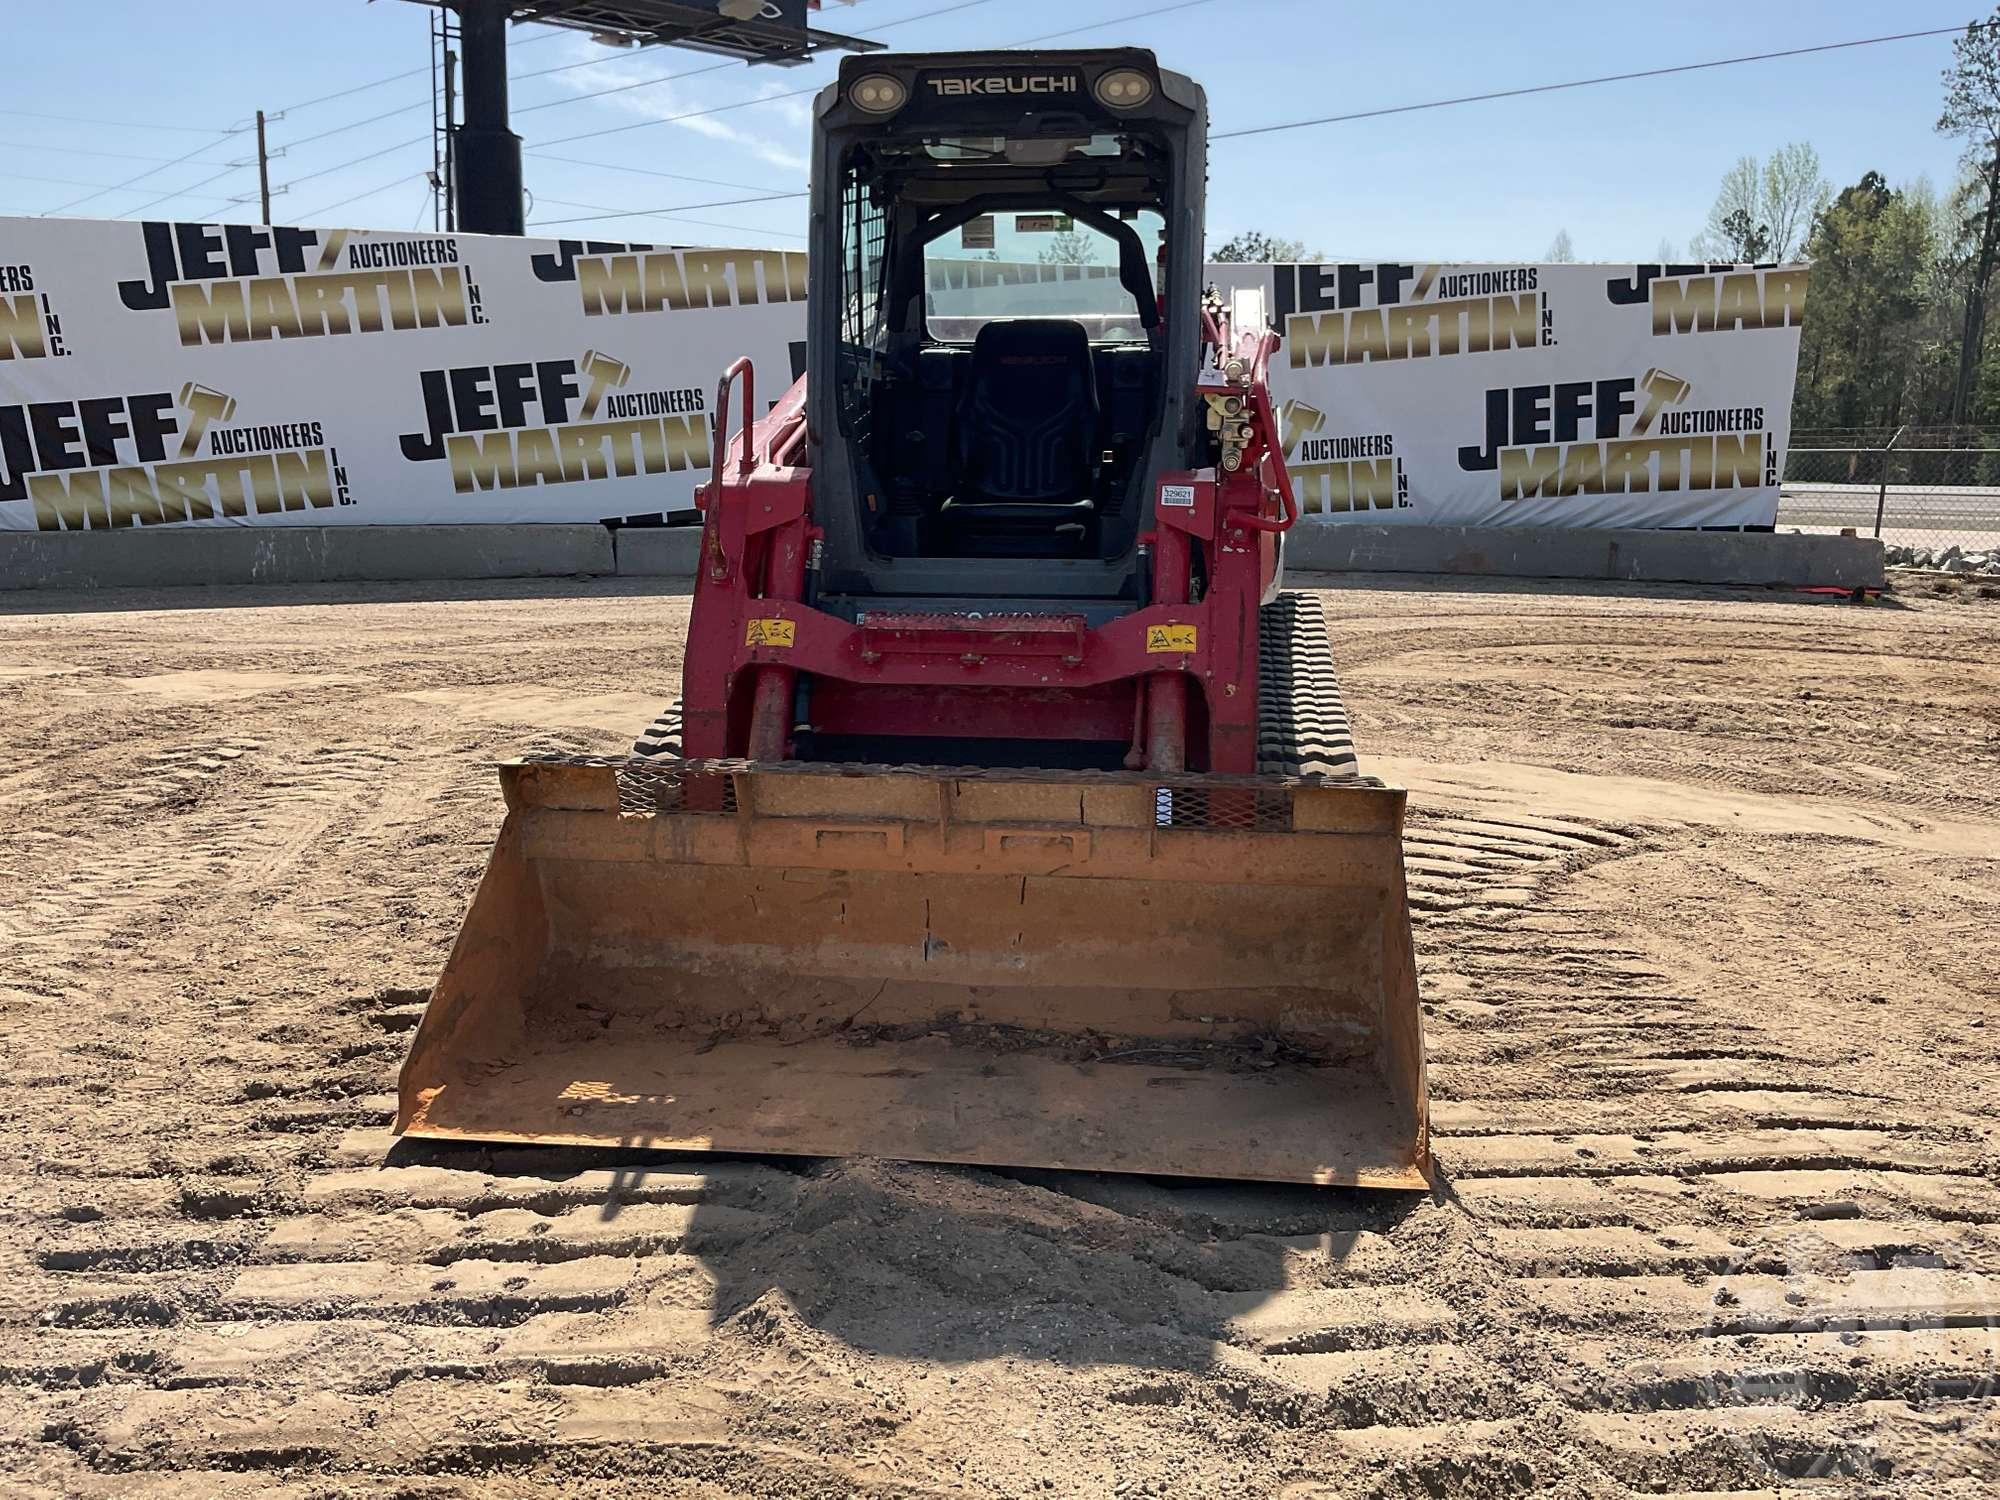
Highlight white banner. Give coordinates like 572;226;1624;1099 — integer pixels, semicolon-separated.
0;217;805;531
1;216;1803;533
1213;260;1805;529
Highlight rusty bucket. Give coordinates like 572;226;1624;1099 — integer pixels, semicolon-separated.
396;758;1430;1189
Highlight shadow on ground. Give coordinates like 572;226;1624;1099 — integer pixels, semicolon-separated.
376;1132;1438;1373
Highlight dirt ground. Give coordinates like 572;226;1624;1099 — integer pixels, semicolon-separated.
0;570;1995;1499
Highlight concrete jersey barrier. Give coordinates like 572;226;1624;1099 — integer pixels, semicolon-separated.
2;522;1881;593
1283;524;1884;589
0;524;614;591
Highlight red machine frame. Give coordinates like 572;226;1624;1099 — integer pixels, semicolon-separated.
682;311;1297;775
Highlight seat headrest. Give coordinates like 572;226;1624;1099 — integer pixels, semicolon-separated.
968;318;1092;371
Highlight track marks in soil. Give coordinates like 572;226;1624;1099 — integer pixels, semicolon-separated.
2;583;1996;1498
13;789;1995;1498
1410;804;1998;1498
0;742;402;995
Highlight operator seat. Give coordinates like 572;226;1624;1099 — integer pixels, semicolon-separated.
942;318;1099;554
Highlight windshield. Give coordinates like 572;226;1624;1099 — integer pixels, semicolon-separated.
924;209;1162;344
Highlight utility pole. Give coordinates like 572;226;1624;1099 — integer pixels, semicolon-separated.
255;109;272;225
429;11;443;232
442;44;458;233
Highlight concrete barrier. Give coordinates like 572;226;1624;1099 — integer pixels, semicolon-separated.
3;521;1885;594
1283;523;1885;589
613;525;701;578
1;525;614;592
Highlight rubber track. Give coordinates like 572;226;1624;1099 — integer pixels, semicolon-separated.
634;592;1363;778
632;705;682;758
1257;590;1360;778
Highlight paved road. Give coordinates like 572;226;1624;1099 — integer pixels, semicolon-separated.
1779;481;2000;542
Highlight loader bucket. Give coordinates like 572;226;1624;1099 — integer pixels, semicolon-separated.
396;758;1431;1189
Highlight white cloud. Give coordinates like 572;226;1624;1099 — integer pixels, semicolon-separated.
538;43;814;174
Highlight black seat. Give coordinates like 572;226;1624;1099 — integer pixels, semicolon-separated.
953;318;1099;504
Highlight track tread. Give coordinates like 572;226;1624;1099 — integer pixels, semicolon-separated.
1257;590;1360;778
631;704;682;759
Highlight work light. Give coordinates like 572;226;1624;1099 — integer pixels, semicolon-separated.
1093;69;1152;109
850;74;908;114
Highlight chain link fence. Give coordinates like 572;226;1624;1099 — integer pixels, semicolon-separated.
1781;427;2000;573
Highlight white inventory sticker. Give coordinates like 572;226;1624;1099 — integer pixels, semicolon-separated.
1159;483;1195;508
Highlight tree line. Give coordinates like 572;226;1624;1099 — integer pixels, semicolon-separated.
1216;14;2000;436
1777;14;2000;434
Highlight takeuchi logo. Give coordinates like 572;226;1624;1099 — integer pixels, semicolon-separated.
117;222;482;346
0;261;69;361
1276;262;1549;368
1605;263;1808;335
397;349;710;493
1457;370;1775;500
1278;400;1407;515
925;72;1080;97
0;381;348;530
531;240;806;318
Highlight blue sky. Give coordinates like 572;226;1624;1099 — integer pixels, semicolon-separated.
0;0;1987;259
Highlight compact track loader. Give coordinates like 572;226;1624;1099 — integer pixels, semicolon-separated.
398;48;1431;1188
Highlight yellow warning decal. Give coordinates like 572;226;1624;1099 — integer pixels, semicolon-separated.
1146;624;1197;653
745;618;796;648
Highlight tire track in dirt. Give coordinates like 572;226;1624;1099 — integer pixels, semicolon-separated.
15;796;1995;1497
0;742;401;998
1406;800;1997;1496
0;580;1994;1498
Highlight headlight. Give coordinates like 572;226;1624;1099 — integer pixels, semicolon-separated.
1093;69;1153;109
849;74;908;114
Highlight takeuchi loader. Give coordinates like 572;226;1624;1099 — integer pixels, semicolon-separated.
396;48;1432;1188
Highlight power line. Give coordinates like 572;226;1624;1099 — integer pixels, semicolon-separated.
529;150;798;195
283;134;432;191
24;0;1167;225
277;70;430;115
528;188;808;227
0;107;232;134
512;0;993;117
1011;0;1214;47
519;0;967;137
6;18;658;224
514;58;737;117
512;47;724;85
267;0;951;208
1;168;178;194
272;7;869;210
1213;22;1988;142
523;4;1950;240
0;138;238;167
877;0;999;33
298;171;431;222
531;193;807;241
270;21;572;115
506;0;896;84
283;98;431;152
273;11;733;163
537;85;817;147
40;132;244;217
533;0;1204;148
262;18;591;153
122;159;255;218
